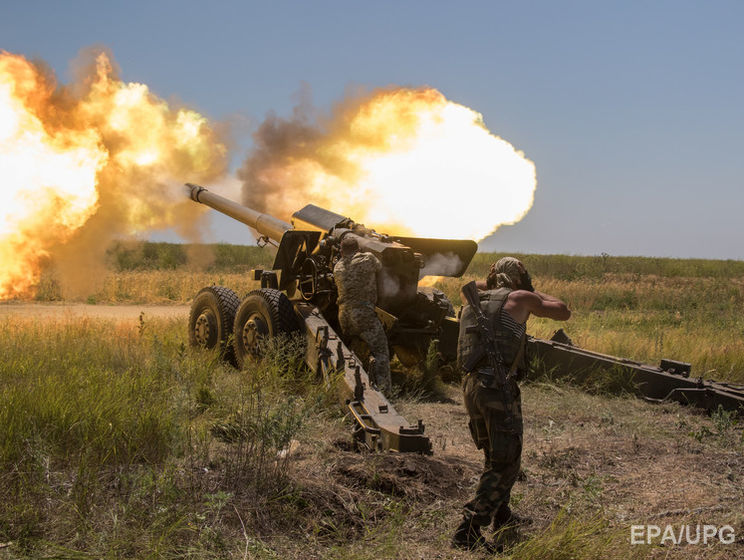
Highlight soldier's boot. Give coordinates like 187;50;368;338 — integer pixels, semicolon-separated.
451;518;497;553
492;504;531;531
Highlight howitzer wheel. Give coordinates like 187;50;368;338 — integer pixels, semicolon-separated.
233;288;301;369
189;286;240;365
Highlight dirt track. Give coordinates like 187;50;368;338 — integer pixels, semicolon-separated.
0;302;190;320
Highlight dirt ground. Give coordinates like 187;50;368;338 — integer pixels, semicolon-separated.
283;379;744;558
0;302;189;320
404;384;743;522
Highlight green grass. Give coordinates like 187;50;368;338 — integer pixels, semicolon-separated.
1;314;741;558
0;317;323;557
436;256;744;384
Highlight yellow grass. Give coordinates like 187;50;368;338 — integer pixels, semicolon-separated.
24;248;744;383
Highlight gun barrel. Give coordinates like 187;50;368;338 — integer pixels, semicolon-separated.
186;183;292;242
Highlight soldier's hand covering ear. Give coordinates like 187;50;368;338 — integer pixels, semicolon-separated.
520;270;534;292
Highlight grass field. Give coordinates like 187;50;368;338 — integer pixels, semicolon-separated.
0;316;741;559
1;243;742;558
33;242;744;383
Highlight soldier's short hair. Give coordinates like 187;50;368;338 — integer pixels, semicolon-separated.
340;236;359;255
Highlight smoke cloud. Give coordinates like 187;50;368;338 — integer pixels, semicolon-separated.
238;85;537;241
238;84;366;222
419;252;464;278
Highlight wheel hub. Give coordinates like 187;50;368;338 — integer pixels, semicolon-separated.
194;311;217;346
242;313;269;356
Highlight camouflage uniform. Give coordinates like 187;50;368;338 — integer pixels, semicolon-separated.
458;287;526;528
334;251;391;392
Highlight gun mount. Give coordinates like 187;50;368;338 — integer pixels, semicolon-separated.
186;183;477;453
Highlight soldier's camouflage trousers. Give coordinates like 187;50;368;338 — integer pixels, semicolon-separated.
462;371;523;526
338;304;391;393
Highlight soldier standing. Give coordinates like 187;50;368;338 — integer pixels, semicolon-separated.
333;236;392;393
452;257;570;551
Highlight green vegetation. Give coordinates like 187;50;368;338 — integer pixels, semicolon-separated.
468;251;744;280
0;318;326;557
1;318;741;557
2;244;742;557
106;241;271;272
34;242;275;303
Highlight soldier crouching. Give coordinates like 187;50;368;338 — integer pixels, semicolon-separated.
333;236;392;393
453;257;571;551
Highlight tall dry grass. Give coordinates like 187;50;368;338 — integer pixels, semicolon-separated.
436;263;744;384
27;244;744;382
34;241;274;303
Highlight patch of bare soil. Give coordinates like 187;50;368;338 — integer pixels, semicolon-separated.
330;452;478;501
394;382;744;558
261;438;480;546
0;302;189;320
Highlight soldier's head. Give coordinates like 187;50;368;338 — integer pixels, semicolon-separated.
486;257;533;291
340;236;359;257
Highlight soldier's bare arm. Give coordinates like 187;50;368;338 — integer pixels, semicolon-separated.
533;290;564;305
511;290;571;321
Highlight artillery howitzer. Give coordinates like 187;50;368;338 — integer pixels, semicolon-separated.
185;183;477;453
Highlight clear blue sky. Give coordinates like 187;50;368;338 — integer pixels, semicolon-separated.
3;1;743;258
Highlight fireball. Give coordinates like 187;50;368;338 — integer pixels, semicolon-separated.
240;87;536;242
0;50;227;299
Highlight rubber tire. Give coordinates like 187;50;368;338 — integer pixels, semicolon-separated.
233;289;300;369
189;286;240;365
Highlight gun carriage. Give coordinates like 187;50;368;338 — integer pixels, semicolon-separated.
529;330;744;414
185;183;477;453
